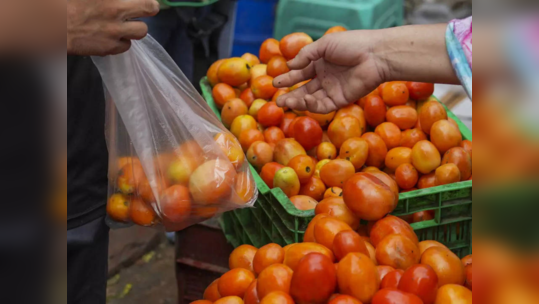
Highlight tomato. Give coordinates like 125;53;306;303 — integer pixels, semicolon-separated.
129;197;156;226
364;242;378;266
263;127;285;146
434;163;460;186
362;132;388;168
412;210;435;223
260;291;294;304
434;284;472;304
421;247;465;286
243;279;259;304
247;141;274;171
386;106;418;130
367;171;399;197
290;253;337;303
259;38;283;64
371;288;424;304
214;83;241;109
325;26;347;35
279;32;313;60
284;243;335;272
287;155;315;184
334;104;367;133
324;187;343;199
258;101;284;127
204;279;221;301
380;269;404;289
107;193;131;222
418;100;447;135
299;177;326;201
222;98;249;128
229;244;258;274
369;215;419;247
430;120;462;154
339;137;369;170
399;264;438;304
417;173;436;189
342;173;398;221
292;117;323;150
411;140;441;174
375;234;420;270
306;111;336;127
218;268;256;298
459;140;472;159
441;147;472;180
375;122;402;150
381;81;409;106
231;115;258;138
385;147;412;171
207;59;226;86
313;217;353;249
407;82;434;100
337;253;379;303
315;197;359;230
400;129;428;148
461;255;472;267
191;300;213;304
218;57;252;87
260;162;285;188
328;294;362;304
251;64;268;82
257;264;293;298
418;241;448;256
239;129;265;152
395;163;419;190
364;95;387;127
214;296;244;304
333;230;369;261
320;159;356;188
267;56;290;78
303;214;328;243
328;116;363;149
160;185;192;223
273;167;300;197
273;139;307;166
314;159;331;178
290;195;318;211
317;142;338;160
280;112;298;137
464;264;472;291
253;244;285;276
239;88;256;108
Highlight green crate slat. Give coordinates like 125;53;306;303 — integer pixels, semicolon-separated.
201;77;472;258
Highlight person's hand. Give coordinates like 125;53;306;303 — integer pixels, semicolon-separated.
274;24;458;114
67;0;160;56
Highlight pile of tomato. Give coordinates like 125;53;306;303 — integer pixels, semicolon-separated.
207;26;472;223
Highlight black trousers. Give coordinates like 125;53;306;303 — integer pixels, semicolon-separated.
67;217;109;304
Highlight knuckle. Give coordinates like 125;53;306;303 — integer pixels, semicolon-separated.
145;0;160;15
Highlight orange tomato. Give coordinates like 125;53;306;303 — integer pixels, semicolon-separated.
364;242;378;266
328;116;363;149
400;129;428;148
380;269;404;290
418;240;448;256
253;243;285;276
328;294;362;304
248;99;267;119
218;57;252;87
323;187;343;199
284;243;335;271
234;171;256;204
325;26;347;35
243;279;259;304
334;105;366;132
267;56;290;78
362;132;388;168
314;159;331;178
306;111;336;127
399;264;439;304
461;255;472;267
263;127;285;145
464;264;472;291
107;193;131;222
333;230;369;261
411;140;441;174
260;162;285;189
214;296;244;304
434;163;460;186
417;173;436;189
381;81;409;106
385;147;412;171
377;265;396;283
239;129;265;152
412;210;435;223
279;32;313;60
207;59;226;86
247;141;274;171
222;98;249;128
290;253;337;303
339;137;369;170
441;147;472;181
303;214;328;243
315;197;359;230
386;106;418;130
257;264;293;298
459;140;472;159
218;268;256;298
273;167;300;197
430;120;462;154
316;142;337;160
259;38;283;64
406;82;434;100
337;253;379;303
251;64;268;81
240;88;256;108
395;163;419;190
299;176;326;201
421;247;466;286
375;122;402;150
260;291;294;304
370;215;419;247
204;278;222;302
342;173;398;221
231;115;258;138
292;117;324;151
189;159;236;205
160;185;192;223
314;217;353;249
258;101;284;127
129;197;156;226
375;234;420;270
229;244;258;273
371;289;424;304
241;53;260;67
273;138;307;166
290;195;318;211
215;132;246;170
434;284;472;304
418;100;447;135
280;112;297;137
364;95;387;127
252;75;278;100
117;162;146;194
320;159;355;188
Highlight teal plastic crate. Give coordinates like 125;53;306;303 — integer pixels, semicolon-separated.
274;0;404;40
200;77;472;258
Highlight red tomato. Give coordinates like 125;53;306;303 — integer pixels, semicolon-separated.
380;270;404;289
406;82;435;100
290;253;337;304
364;95;387;127
258;102;284;127
292;117;323;150
398;264;439;304
371;288;424;304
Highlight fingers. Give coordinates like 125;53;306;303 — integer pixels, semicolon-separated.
275;78;320;107
273;62;316;88
110;40;132;55
122;0;160;19
305;91;339;114
121;21;149;40
287;39;326;70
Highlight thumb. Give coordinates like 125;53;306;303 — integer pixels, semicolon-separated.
287;39;326;70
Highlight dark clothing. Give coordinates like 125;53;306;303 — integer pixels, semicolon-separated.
67;56;109;230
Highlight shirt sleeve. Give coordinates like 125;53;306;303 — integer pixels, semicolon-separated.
446;17;473;99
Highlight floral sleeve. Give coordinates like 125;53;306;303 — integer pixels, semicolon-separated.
446;17;472;98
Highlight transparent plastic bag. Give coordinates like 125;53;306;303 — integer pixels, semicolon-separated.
92;36;257;231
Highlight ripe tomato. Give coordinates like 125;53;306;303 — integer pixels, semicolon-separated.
461;255;472;267
240;88;256;108
290;195;318;211
260;291;294;304
253;244;285;276
258;101;284;127
207;59;226;86
400;129;428;148
364;95;387;127
328;294;362;304
320;159;356;188
324;187;343;199
191;300;213;304
263;127;285;146
239;129;265;152
381;81;409;106
434;284;472;304
385;147;412;171
412;210;435;223
386;105;418;130
129;197;156;226
417;173;436;189
375;234;421;270
337;253;379;303
214;296;244;304
407;82;434;100
377;265;396;282
314;159;330;178
284;243;335;272
298;177;326;201
259;38;283;64
243;279;259;304
313;217;353;250
273;138;306;166
288;155;316;184
430;120;462;154
395;163;419;190
421;247;465;286
160;185;192;223
418;100;447;135
369;215;419;247
247;141;274;171
306;111;336;127
380;269;404;289
339;137;369;170
257;264;293;298
218;57;252;87
334;105;367;133
241;52;260;66
328;116;363;149
366;170;399;197
213;83;241;109
441;147;472;180
434;163;461;186
229;244;258;273
371;288;423;304
342;173;397;221
303;214;329;243
279;32;313;60
222;98;249;128
464;264;472;291
362;132;388;168
117;162;146;195
267;56;290;78
459;140;472;159
231;115;258;138
411;140;441;174
280;112;298;137
260;162;285;188
292;117;323;150
204;279;221;301
315;197;359;230
218;268;256;298
290;253;337;303
252;75;278;100
107;193;131;222
399;264;438;304
317;142;338;160
418;240;448;256
375;122;402;150
333;230;369;261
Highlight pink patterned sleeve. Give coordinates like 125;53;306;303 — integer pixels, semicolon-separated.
449;17;473;68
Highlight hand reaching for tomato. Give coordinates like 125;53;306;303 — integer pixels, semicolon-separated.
273;24;459;114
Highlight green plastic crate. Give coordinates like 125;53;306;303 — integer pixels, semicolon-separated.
200;77;472;258
274;0;404;40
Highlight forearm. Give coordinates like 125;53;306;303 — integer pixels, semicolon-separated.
374;23;460;85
